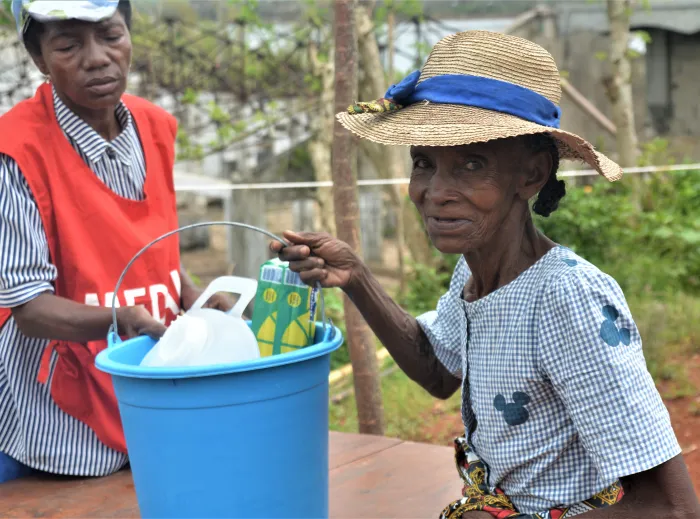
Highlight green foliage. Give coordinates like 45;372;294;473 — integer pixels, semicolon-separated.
330;362;462;439
630;293;700;393
0;0;12;27
130;1;314;161
324;289;350;370
374;0;424;24
536;168;700;296
635;30;653;45
229;0;266;27
398;255;458;315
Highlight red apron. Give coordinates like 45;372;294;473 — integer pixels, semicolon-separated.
0;83;182;453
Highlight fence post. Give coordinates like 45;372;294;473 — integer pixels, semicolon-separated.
230;189;269;279
359;189;384;264
292;198;318;232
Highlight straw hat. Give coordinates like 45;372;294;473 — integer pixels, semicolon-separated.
337;30;622;181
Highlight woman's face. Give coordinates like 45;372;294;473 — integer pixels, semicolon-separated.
31;11;131;111
408;138;551;254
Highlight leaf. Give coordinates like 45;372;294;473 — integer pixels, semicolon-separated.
0;0;12;27
208;102;230;125
679;230;700;245
373;6;389;24
181;87;199;105
232;120;247;133
634;30;653;44
595;51;608;62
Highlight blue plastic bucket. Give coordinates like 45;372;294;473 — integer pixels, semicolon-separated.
96;321;343;519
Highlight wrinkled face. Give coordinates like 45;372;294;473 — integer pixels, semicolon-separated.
408;138;550;254
32;11;131;111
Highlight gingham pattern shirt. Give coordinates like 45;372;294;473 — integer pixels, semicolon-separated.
417;246;681;514
0;87;145;475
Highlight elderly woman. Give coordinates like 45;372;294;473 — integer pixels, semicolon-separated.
0;0;229;482
274;32;700;518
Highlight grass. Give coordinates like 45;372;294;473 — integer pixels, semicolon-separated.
631;293;700;399
329;291;700;441
330;365;462;442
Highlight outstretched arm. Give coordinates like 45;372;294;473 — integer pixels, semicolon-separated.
345;261;460;399
272;231;460;399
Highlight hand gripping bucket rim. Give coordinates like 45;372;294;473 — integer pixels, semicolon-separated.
94;222;343;518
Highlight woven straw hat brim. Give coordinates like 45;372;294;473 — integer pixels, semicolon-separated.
337;103;622;182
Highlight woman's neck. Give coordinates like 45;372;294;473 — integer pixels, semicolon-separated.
463;207;555;302
56;90;121;141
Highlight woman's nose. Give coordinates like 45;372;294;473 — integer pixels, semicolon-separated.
83;38;111;70
426;170;458;205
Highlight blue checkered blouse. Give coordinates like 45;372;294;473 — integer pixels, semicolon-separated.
417;245;681;514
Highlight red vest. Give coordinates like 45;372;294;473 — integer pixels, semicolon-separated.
0;83;182;453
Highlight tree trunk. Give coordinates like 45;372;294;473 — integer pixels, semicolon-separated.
332;0;384;436
606;0;641;204
308;41;337;235
356;6;408;294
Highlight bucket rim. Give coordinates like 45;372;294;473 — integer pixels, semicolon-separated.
95;323;343;380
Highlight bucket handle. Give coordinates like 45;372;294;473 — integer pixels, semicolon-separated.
107;221;331;345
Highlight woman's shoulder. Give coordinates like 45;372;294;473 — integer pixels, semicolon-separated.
538;246;630;316
121;94;178;133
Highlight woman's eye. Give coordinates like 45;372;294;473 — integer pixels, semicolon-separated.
57;45;75;52
413;158;431;169
464;160;483;171
105;34;122;42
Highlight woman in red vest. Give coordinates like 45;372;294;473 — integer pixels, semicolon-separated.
0;0;230;482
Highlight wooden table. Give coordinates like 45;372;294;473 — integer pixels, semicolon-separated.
0;432;461;518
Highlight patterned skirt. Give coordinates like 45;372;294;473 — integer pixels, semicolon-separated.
439;437;624;519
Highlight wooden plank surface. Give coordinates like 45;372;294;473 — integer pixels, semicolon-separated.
328;431;402;470
330;440;461;518
0;432;459;518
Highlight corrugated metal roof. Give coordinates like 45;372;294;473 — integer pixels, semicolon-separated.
556;1;700;34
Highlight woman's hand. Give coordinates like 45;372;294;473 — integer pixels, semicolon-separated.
116;306;167;339
181;285;235;313
180;267;236;313
270;231;363;290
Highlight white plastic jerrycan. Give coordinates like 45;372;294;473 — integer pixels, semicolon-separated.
140;276;260;368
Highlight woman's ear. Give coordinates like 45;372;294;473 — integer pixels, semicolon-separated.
29;52;50;77
517;149;552;201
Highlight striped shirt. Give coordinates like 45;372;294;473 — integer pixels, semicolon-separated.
0;87;146;475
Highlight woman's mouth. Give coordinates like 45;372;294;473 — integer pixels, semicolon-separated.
426;216;471;233
85;77;119;96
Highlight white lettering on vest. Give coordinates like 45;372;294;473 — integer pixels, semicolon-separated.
124;288;147;307
104;293;121;308
83;270;181;323
149;284;180;324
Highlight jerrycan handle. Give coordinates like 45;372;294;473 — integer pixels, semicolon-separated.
190;276;258;319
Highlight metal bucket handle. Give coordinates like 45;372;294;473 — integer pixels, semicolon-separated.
107;221;330;344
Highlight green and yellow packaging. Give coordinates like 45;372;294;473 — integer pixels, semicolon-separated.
251;258;319;357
